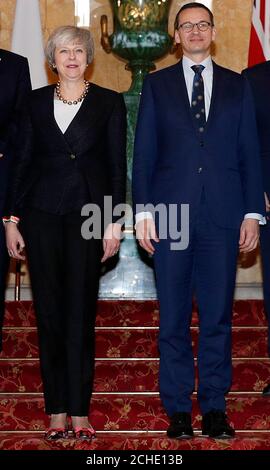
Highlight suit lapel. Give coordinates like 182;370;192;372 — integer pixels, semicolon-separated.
40;85;73;152
168;61;197;132
64;83;103;148
168;60;229;140
41;83;103;152
203;61;226;136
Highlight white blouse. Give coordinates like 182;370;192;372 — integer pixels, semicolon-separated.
54;98;83;133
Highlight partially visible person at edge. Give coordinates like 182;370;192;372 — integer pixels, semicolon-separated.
132;2;265;439
242;61;270;397
4;25;127;440
0;47;31;351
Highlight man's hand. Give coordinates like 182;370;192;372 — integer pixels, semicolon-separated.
239;219;259;253
135;218;159;255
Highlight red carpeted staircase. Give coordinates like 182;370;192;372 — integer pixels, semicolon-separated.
0;300;270;450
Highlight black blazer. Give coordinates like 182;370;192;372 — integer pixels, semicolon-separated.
242;61;270;197
6;83;127;223
0;49;31;212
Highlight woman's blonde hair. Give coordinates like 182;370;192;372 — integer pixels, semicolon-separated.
45;25;94;71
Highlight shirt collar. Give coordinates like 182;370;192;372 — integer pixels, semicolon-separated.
182;55;213;74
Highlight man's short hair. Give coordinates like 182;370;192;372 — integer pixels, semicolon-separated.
174;2;214;31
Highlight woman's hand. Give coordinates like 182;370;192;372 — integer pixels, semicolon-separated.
101;223;122;263
5;223;26;260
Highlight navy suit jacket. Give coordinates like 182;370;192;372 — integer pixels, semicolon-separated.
133;60;265;230
242;61;270;198
0;49;31;214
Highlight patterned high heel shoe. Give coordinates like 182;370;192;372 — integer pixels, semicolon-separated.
72;423;95;440
44;426;69;440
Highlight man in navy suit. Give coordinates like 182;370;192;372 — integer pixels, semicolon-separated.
0;48;31;351
133;2;265;439
242;61;270;397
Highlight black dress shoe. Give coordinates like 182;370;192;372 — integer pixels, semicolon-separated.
262;383;270;396
202;410;235;439
167;412;194;439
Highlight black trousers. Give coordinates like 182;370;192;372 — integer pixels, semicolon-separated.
0;222;9;352
21;208;102;416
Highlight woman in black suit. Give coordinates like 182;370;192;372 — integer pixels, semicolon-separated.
4;26;126;440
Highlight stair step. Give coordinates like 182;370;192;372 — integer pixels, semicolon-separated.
1;327;268;359
0;359;269;393
4;300;267;327
2;300;269;451
0;431;270;450
0;394;270;431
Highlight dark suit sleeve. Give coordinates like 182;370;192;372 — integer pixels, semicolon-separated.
132;76;158;213
242;67;270;198
0;58;31;210
238;76;265;215
14;58;32;114
4;104;34;217
106;93;127;224
7;58;31;148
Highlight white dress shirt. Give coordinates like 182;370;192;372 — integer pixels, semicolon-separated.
135;55;265;226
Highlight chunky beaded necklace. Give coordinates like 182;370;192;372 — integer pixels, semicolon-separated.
55;80;90;105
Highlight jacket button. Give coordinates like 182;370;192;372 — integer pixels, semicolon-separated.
200;142;204;147
198;167;203;173
70;154;76;160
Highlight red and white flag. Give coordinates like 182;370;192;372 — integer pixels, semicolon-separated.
248;0;270;66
